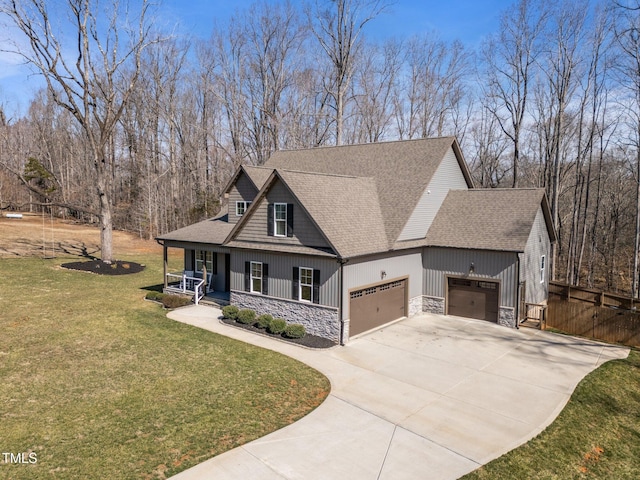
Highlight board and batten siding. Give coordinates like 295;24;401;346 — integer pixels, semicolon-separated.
397;147;469;241
342;250;423;320
522;207;551;304
228;173;258;224
184;248;228;291
235;180;331;249
423;247;519;308
230;250;340;307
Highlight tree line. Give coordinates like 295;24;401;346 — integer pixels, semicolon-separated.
1;0;640;297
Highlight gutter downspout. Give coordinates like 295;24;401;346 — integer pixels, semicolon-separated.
338;257;349;345
516;253;521;329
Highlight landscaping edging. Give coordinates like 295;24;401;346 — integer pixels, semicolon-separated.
220;317;337;349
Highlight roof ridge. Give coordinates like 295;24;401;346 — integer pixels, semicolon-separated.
272;136;455;154
276;168;370;180
462;187;545;192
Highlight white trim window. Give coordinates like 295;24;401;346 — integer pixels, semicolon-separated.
251;261;263;293
196;250;213;274
299;267;313;302
540;255;546;284
236;201;250;216
274;203;287;236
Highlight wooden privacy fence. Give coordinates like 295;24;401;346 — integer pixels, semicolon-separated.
547;281;640;347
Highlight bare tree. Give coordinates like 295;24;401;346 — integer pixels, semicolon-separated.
0;0;156;262
243;1;305;163
614;0;640;297
351;39;401;142
308;0;387;145
481;0;548;188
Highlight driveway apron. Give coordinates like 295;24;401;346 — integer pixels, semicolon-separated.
168;306;629;480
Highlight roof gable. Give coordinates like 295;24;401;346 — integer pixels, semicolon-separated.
223;165;272;195
232;176;332;250
266;137;473;244
226;169;388;258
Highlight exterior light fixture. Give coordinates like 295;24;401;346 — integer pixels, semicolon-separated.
381;270;387;279
469;263;475;274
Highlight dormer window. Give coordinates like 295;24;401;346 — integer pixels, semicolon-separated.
267;203;294;237
236;201;250;216
274;203;287;236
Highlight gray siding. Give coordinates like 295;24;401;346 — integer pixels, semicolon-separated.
398;147;469;241
342;250;423;320
423;247;519;308
230;249;340;307
235;180;331;249
523;207;551;304
228;173;258;224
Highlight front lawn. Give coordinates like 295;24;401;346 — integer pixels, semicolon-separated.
0;255;330;479
462;349;640;479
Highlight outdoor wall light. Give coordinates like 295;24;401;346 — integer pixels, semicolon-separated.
469;263;475;274
381;270;387;279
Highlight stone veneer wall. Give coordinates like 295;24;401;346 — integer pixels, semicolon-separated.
230;291;340;343
423;296;445;315
408;296;424;316
498;307;516;328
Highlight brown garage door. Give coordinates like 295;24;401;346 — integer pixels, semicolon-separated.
447;277;499;322
350;279;407;337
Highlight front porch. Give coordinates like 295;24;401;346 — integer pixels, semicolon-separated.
161;242;231;306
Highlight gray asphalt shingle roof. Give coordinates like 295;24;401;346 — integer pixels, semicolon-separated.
156;213;233;245
266;137;472;244
276;169;388;258
243;166;272;190
424;189;551;252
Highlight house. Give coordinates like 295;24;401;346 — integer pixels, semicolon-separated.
156;137;556;344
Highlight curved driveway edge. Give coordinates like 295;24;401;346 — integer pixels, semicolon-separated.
167;306;629;480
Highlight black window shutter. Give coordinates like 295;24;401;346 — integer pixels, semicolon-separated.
286;203;294;237
267;204;274;236
292;267;299;300
244;262;250;292
262;264;269;295
312;269;320;304
213;253;218;275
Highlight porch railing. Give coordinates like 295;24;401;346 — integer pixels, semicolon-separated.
165;272;205;305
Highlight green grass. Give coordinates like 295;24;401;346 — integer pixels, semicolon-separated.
462;349;640;480
0;255;330;479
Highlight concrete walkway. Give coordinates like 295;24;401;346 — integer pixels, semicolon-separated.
168;306;629;480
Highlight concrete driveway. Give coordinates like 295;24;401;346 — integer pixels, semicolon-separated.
168;306;629;480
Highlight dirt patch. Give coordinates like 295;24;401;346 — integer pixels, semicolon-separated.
0;213;162;258
61;259;145;275
221;318;337;349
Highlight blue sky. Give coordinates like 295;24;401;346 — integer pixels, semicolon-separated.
0;0;513;119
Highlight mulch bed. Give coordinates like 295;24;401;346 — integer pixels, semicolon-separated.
221;318;337;349
61;259;145;275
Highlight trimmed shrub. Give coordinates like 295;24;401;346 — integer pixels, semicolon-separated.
145;291;164;301
284;323;306;339
256;314;273;329
161;294;191;309
236;309;256;325
222;305;239;320
267;318;287;335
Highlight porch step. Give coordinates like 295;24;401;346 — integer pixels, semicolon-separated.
199;296;230;308
519;318;541;329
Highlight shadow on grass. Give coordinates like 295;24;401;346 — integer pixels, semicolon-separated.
141;283;165;293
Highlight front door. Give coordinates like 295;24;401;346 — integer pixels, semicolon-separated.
224;254;231;292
